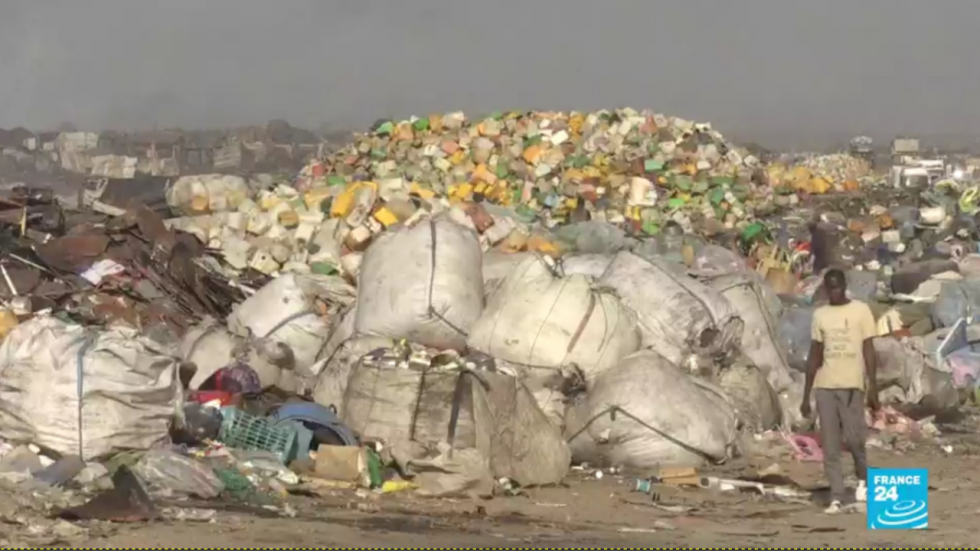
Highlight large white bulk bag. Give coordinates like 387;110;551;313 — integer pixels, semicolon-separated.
180;317;244;389
598;251;743;364
482;252;535;300
468;255;640;384
495;359;575;429
342;362;489;463
180;318;294;392
558;254;615;279
707;273;794;391
356;218;484;350
564;350;738;468
342;359;569;487
715;361;782;431
312;335;393;415
308;306;394;416
227;273;355;372
0;317;180;460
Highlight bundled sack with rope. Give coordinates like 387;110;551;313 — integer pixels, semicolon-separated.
356;217;484;351
598;251;743;365
227;273;356;373
713;357;782;432
482;251;535;300
467;254;640;385
563;350;739;468
706;273;794;391
558;253;616;279
0;316;181;461
341;347;569;491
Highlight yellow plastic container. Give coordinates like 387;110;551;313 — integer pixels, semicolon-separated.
331;182;377;218
373;207;399;228
0;309;18;339
303;187;334;211
381;480;418;493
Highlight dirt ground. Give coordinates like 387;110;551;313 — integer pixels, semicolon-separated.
76;432;980;549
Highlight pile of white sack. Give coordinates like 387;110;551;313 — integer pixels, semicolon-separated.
195;215;798;470
308;215;797;469
0;214;798;474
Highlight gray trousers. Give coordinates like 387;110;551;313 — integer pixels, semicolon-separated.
815;388;868;502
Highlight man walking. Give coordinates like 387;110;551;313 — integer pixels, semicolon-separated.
801;269;880;513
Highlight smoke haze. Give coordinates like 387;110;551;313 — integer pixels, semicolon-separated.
1;0;976;148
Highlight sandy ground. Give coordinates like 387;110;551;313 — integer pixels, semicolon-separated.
76;432;980;549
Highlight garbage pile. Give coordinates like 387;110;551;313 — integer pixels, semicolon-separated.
315;108;765;228
158;109;801;283
1;109;980;541
766;153;877;194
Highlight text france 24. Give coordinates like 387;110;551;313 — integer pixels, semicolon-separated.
867;467;928;530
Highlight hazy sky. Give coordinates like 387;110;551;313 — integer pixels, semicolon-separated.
1;1;977;147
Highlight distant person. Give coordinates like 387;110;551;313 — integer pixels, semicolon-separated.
800;269;879;514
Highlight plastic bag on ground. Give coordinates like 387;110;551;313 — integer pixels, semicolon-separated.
598;251;743;365
355;218;484;350
0;317;180;461
564;350;738;468
707;273;794;391
133;448;224;499
945;347;980;389
777;306;814;372
227;273;355;373
931;280;980;329
406;445;493;498
467;255;640;384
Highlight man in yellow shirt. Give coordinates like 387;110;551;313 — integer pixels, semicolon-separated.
800;269;880;513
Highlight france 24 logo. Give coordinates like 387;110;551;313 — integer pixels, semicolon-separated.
867;468;928;530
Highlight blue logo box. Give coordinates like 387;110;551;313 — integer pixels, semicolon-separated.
867;467;928;530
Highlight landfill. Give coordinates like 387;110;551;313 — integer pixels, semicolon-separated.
0;110;979;545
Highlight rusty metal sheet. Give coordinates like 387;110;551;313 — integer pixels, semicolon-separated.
35;233;110;272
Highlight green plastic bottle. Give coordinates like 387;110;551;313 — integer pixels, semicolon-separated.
366;448;383;489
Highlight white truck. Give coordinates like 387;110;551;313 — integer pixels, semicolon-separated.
891;137;920;159
889;158;944;188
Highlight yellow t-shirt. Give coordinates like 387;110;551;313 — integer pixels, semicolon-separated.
811;300;876;390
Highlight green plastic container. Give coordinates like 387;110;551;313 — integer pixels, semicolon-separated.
218;407;299;464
